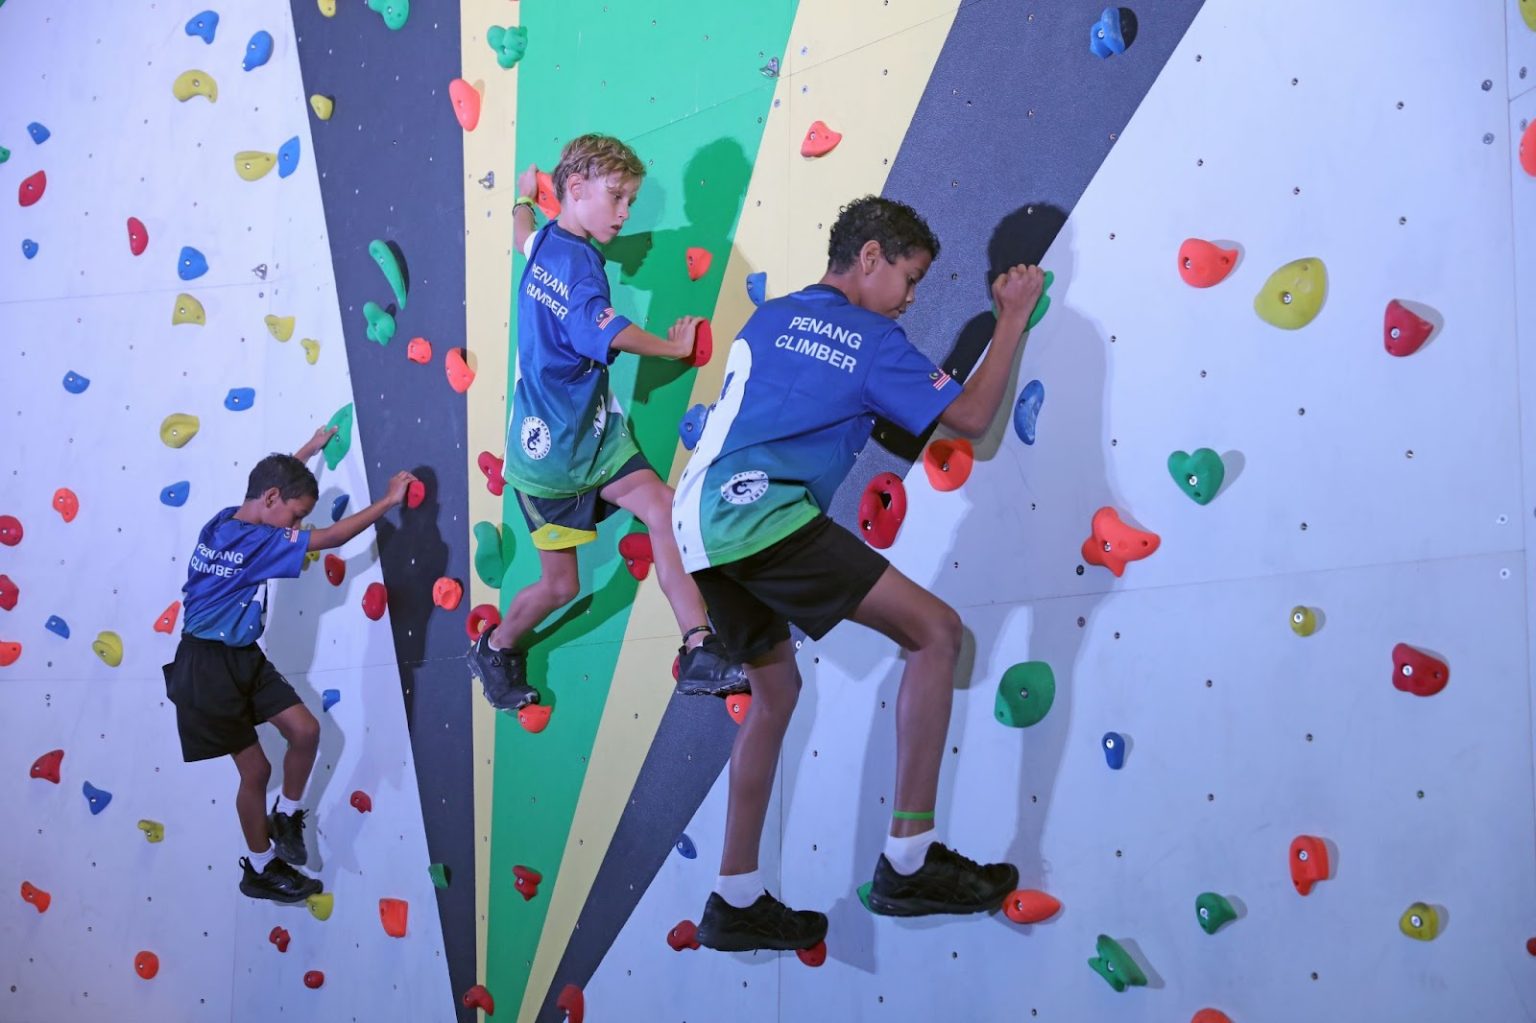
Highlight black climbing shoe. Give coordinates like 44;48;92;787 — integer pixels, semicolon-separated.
675;634;749;698
866;842;1018;917
467;634;538;711
238;856;323;904
268;801;309;866
696;891;827;952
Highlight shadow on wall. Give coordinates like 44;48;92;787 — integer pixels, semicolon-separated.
375;462;449;724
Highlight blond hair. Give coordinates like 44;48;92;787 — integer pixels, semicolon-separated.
551;133;645;201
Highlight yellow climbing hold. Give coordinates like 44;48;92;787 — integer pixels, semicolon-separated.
137;819;166;843
318;0;336;15
160;413;201;449
1254;257;1327;330
172;70;218;102
307;891;334;921
234;151;278;182
91;631;123;668
1523;0;1536;32
265;314;295;341
309;94;334;120
301;338;321;365
171;293;206;326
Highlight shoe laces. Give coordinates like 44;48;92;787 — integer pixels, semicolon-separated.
935;843;983;873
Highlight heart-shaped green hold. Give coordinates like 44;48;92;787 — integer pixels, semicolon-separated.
994;661;1055;728
1196;892;1236;934
323;404;354;470
1167;448;1225;505
1088;934;1147;992
488;25;529;69
366;0;409;30
363;301;396;345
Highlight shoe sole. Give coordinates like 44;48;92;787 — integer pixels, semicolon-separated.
866;872;1019;918
468;667;539;711
675;682;751;699
697;926;827;953
239;883;319;905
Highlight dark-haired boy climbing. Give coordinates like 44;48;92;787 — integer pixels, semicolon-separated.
672;195;1045;950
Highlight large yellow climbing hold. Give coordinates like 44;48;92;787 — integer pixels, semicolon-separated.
160;413;201;449
301;338;321;365
234;151;278;182
172;70;218;102
307;891;334;921
171;293;206;326
318;0;336;15
92;631;123;667
1253;257;1327;330
265;314;295;341
309;94;334;120
1523;0;1536;32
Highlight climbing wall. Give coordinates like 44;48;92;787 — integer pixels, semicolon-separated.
0;2;453;1019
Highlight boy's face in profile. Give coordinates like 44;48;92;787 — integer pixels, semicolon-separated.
565;171;641;244
860;245;932;320
252;489;317;529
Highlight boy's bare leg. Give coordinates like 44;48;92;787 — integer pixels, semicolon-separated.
718;639;801;875
267;704;320;800
489;547;581;650
601;470;709;646
231;743;274;853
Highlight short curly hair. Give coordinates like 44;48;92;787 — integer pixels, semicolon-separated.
245;454;318;502
552;133;645;201
826;196;940;273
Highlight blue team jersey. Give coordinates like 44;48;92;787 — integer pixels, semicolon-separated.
503;223;642;498
673;283;960;570
181;508;310;646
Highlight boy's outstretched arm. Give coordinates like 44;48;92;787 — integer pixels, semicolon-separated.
938;264;1045;438
513;164;540;256
307;470;416;552
294;425;339;463
610;315;702;361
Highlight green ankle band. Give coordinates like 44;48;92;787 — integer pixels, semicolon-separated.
892;810;934;821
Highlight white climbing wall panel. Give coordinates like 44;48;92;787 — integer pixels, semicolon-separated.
587;0;1536;1019
0;3;453;1020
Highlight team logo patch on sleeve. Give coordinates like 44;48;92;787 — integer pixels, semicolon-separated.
520;416;552;460
596;306;616;329
930;369;952;390
720;470;769;506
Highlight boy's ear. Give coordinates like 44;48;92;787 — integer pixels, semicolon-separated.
858;239;885;275
565;171;585;200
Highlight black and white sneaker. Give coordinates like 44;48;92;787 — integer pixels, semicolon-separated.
696;891;827;952
866;842;1018;917
268;800;309;866
238;856;323;904
467;634;538;711
675;634;749;698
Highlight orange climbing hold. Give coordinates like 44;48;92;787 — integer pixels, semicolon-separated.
518;703;552;734
134;951;159;980
18;170;46;207
407;336;432;364
1003;889;1062;924
667;920;701;951
466;603;501;640
153;600;181;634
0;641;21;667
406;480;427;509
1191;1011;1233;1023
1080;507;1160;577
619;532;653;581
478;451;506;496
923;438;973;492
52;488;79;523
446;348;476;392
535;170;561;219
556;983;584;1023
379;897;409;937
20;881;50;913
30;748;63;783
1177;238;1239;288
1289;834;1330;895
800;120;842;158
363;582;388;621
726;692;751;725
269;926;290;953
432;577;464;610
462;984;496;1014
448;78;482;131
685;247;712;281
513;865;542;901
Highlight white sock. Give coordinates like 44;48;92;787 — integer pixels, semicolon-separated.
884;831;936;875
249;842;276;872
275;794;303;816
714;870;764;909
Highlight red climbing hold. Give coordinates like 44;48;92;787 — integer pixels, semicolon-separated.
52;488;79;523
362;582;388;621
324;554;345;587
20;881;50;913
154;600;181;634
800;120;842;158
350;790;373;813
1003;889;1062;924
0;515;22;546
726;692;751;726
0;574;16;611
518;703;552;734
1392;643;1449;697
618;532;653;581
134;951;160;980
796;940;828;967
379;897;408;937
448;78;482;132
433;577;464;611
1289;834;1330;895
304;970;325;989
667;920;701;951
466;603;501;640
685;247;712;281
0;642;21;667
1527;937;1536;957
1081;507;1160;577
269;926;291;953
690;319;713;368
1177;238;1239;288
1191;1011;1233;1023
30;748;63;783
18;170;46;207
478;451;506;496
127;216;149;256
1383;299;1433;358
513;865;542;901
462;984;496;1014
406;480;427;509
556;982;584;1022
1522;119;1536;177
923;438;973;492
536;171;561;220
858;472;907;550
407;336;433;364
446;348;476;392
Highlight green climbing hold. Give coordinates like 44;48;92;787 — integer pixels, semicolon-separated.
857;881;873;912
994;661;1055;728
428;863;451;889
363;301;396;345
366;0;409;30
1196;892;1236;935
1027;269;1054;330
1254;257;1327;329
324;404;354;470
473;521;508;588
487;25;529;69
368;239;407;310
0;145;10;164
1167;448;1225;505
1087;934;1147;992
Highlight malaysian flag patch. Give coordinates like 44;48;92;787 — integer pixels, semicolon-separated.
930;369;951;390
596;306;616;330
285;528;302;543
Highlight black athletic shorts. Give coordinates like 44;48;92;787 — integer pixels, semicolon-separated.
162;635;302;762
692;516;890;665
516;452;652;551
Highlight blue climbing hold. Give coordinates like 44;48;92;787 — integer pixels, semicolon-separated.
676;833;697;859
1089;7;1126;58
331;494;350;522
160;481;191;507
322;689;341;712
745;271;766;306
224;387;256;412
679;404;710;451
243;30;274;72
82;780;112;815
185;10;219;43
1014;379;1045;445
44;616;70;639
277;136;301;178
178;245;209;281
27;122;50;145
62;371;90;394
22;239;38;259
1102;731;1126;770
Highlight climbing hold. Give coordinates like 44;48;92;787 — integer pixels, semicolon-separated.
1026;269;1054;330
0;146;7;164
367;0;410;29
796;941;828;968
303;970;325;989
690;319;713;367
994;661;1055;727
92;631;123;667
1191;1012;1233;1023
463;984;495;1014
301;338;321;364
273;137;300;180
1392;643;1449;697
487;25;528;68
30;749;63;783
127;217;149;255
1102;732;1127;769
1196;892;1236;934
1080;506;1160;577
20;881;51;913
159;413;200;449
306;891;334;921
535;171;561;219
1088;934;1146;991
513;865;542;901
22;239;38;259
518;704;552;734
309;94;334;120
264;314;294;341
1383;299;1434;357
223;387;256;412
0;575;14;610
185;10;218;42
1177;239;1239;288
1089;7;1126;57
923;437;973;492
473;521;507;588
369;240;408;310
800;120;842;158
466;604;501;640
269;926;290;953
407;336;432;364
0;516;21;546
363;301;396;345
619;532;653;581
1290;606;1318;636
349;790;373;814
1400;901;1440;941
18;170;46;206
745;270;767;306
1013;379;1044;445
153;601;181;634
172;70;218;102
44;616;69;638
1290;835;1330;895
51;488;79;523
448;78;481;131
171;293;206;326
726;693;752;726
82;780;113;814
557;983;585;1023
1003;889;1062;925
0;642;20;667
234;151;277;181
26;122;50;145
1167;448;1225;505
446;348;476;392
432;577;463;611
321;689;340;712
667;920;701;951
428;863;450;889
63;371;91;394
243;31;274;72
1254;257;1327;329
362;582;388;621
134;951;159;980
327;496;348;525
137;819;165;843
323;554;345;587
676;834;697;859
324;404;354;469
679;404;709;450
858;472;907;549
405;480;427;509
477;451;506;496
685;247;713;281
